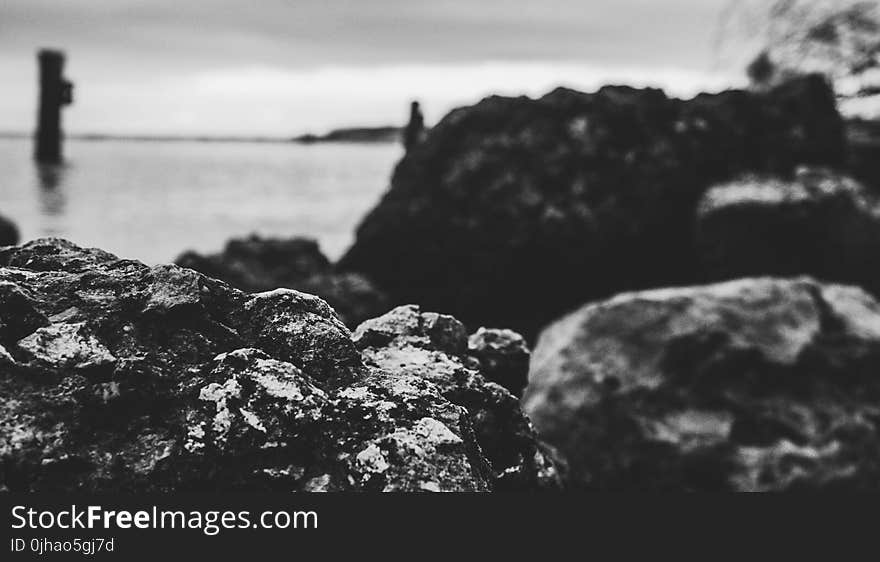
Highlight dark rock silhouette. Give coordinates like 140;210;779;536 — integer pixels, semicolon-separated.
847;119;880;189
294;126;402;144
403;100;425;151
0;238;558;492
524;277;880;490
0;215;19;246
696;167;880;291
176;235;388;328
340;75;846;339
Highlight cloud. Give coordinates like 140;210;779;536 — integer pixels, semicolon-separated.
49;61;734;136
2;0;729;64
0;0;737;134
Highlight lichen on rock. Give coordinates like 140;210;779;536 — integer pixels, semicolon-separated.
17;322;116;372
354;304;564;490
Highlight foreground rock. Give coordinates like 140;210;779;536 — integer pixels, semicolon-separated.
354;305;561;489
697;168;880;293
0;238;554;492
524;277;880;491
341;75;846;338
176;235;388;327
0;214;18;246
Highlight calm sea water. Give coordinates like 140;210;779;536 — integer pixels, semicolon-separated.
0;137;401;264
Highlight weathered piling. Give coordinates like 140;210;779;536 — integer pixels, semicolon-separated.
35;49;73;163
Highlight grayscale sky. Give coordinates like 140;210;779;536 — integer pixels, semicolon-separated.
0;0;740;136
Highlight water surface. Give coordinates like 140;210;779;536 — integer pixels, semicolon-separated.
0;138;401;264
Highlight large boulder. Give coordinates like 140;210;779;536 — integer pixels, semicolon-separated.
696;168;880;293
524;277;880;491
176;235;388;328
340;75;846;339
0;214;19;247
0;238;554;492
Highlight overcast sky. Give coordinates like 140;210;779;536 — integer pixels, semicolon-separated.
0;0;740;136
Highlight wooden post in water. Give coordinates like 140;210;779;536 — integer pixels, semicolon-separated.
35;49;73;164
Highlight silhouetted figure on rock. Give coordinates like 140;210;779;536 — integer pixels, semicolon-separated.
404;100;424;151
747;50;777;90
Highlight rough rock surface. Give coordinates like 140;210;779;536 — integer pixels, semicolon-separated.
341;75;846;338
353;305;562;490
176;235;388;328
524;277;880;491
0;215;19;247
697;168;880;293
0;238;553;492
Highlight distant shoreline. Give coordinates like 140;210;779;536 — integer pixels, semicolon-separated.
0;125;404;145
293;126;402;144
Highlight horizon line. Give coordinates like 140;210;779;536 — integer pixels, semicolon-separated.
0;127;404;144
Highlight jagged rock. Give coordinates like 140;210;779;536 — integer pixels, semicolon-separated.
341;75;846;338
697;168;880;293
240;289;362;388
17;322;116;372
353;305;563;489
0;238;553;492
0;215;19;247
176;235;388;328
467;328;530;398
524;277;880;491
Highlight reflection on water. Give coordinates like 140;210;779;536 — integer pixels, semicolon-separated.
0;138;400;264
35;163;67;217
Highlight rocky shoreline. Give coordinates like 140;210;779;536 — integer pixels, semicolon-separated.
4;75;880;491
